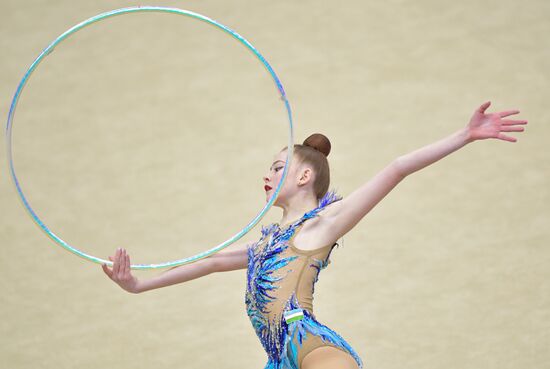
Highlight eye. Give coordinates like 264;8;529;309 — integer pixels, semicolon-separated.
274;166;283;172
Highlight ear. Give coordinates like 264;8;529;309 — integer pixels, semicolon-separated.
297;167;313;186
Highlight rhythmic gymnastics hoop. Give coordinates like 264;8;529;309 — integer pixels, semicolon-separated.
5;6;294;270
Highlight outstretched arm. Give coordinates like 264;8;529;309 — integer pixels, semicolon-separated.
102;241;250;294
324;101;527;239
395;101;526;176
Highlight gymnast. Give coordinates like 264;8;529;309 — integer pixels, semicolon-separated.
102;101;527;369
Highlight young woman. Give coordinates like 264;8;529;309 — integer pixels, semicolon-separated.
102;101;526;369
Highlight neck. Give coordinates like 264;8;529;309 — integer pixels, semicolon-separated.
278;190;319;227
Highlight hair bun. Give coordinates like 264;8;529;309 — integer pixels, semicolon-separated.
303;133;331;157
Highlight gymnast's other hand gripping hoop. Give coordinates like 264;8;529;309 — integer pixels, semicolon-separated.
5;6;294;270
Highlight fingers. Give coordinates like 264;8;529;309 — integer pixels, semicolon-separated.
113;248;121;276
103;248;134;288
477;101;491;113
109;248;131;280
116;248;132;279
501;119;528;125
102;254;115;279
119;249;125;279
477;102;523;120
497;133;517;143
124;252;132;277
121;249;130;278
102;263;113;279
118;248;127;279
500;125;525;132
498;109;520;118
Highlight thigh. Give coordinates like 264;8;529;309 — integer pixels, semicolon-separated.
301;345;360;369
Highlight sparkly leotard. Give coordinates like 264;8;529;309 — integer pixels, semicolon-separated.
245;190;363;369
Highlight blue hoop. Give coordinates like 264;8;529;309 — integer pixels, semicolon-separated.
5;6;294;270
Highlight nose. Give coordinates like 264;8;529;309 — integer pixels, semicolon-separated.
263;174;270;183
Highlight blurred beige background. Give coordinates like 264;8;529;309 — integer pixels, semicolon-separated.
1;1;548;368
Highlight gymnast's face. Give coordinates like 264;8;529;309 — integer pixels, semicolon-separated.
263;149;300;206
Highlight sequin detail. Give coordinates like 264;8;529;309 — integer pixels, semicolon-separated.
245;189;363;369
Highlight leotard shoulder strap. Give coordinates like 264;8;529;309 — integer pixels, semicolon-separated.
295;189;343;226
259;189;343;240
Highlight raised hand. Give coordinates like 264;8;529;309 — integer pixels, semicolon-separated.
102;248;140;293
467;101;528;143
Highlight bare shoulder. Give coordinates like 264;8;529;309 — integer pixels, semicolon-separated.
315;161;404;242
292;202;343;250
319;198;345;220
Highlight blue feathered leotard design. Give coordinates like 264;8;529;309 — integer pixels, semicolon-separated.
245;190;363;369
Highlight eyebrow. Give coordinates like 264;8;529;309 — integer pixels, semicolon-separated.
270;160;285;169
